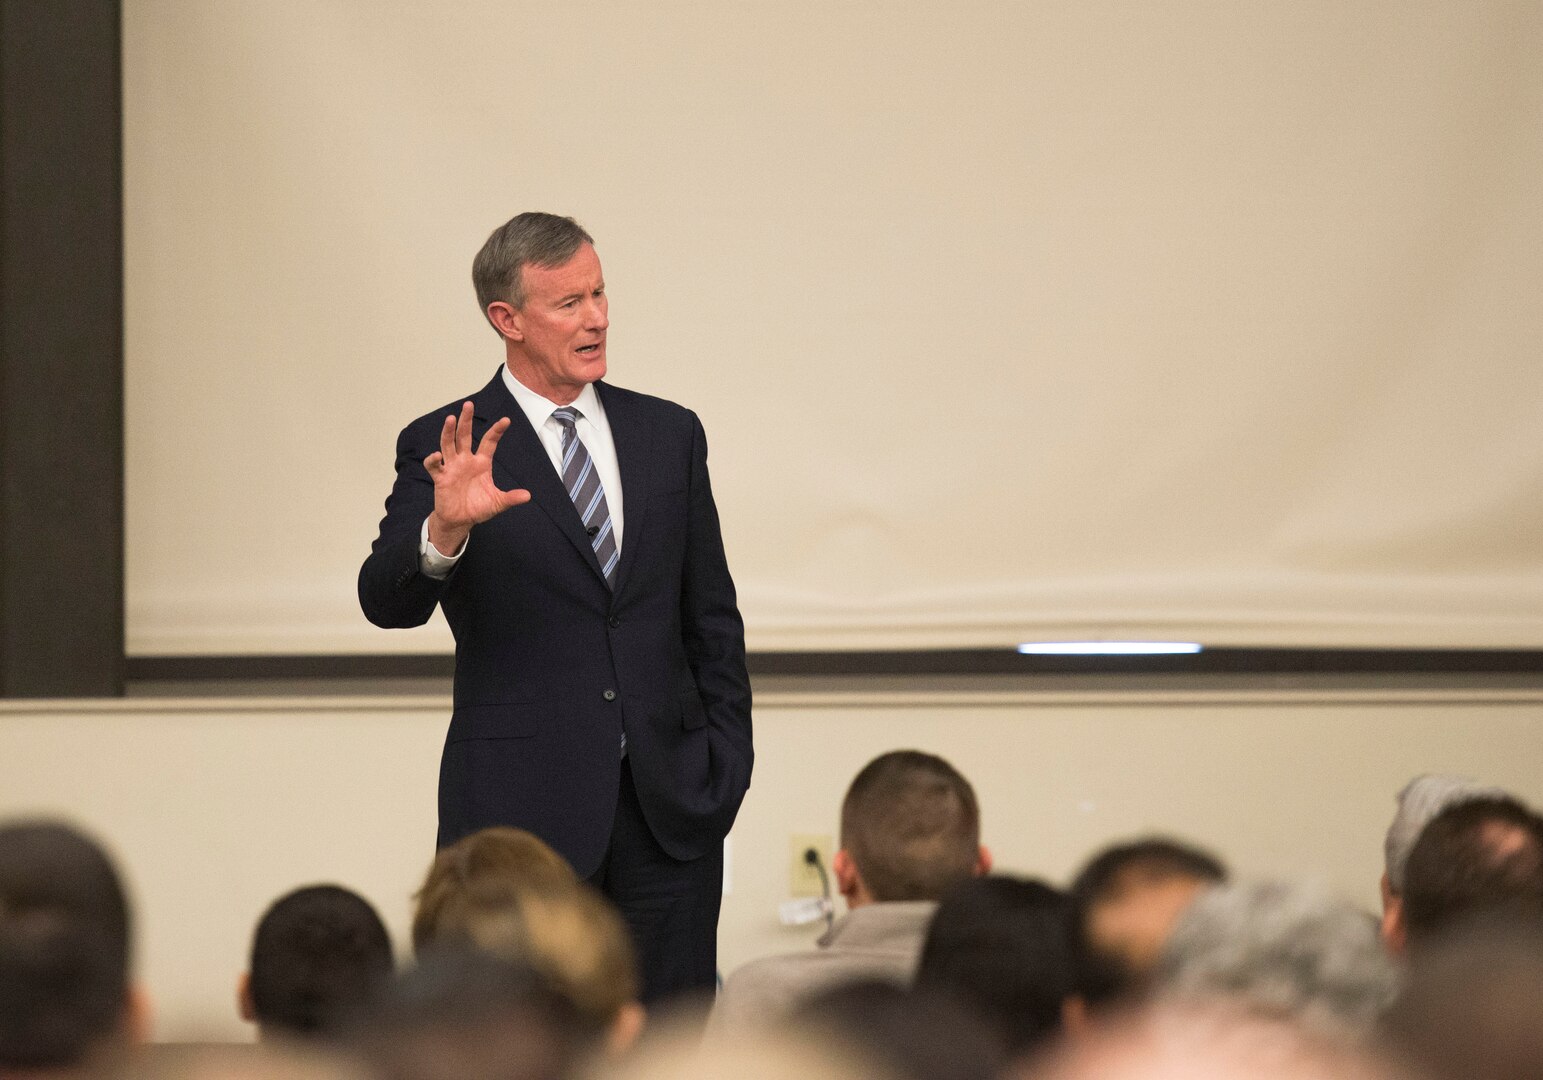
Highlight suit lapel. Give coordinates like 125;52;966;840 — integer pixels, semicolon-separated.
597;381;652;600
469;371;608;584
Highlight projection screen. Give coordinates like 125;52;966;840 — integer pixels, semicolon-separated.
122;1;1543;655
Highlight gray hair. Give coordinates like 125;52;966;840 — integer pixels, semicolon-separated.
1156;880;1400;1039
1385;775;1507;894
471;212;594;329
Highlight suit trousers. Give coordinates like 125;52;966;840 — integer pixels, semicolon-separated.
589;757;723;1005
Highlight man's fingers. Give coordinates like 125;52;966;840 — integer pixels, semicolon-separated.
438;413;457;462
478;416;514;456
454;400;475;456
424;451;444;474
500;487;533;509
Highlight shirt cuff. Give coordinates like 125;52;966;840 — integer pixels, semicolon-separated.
419;517;466;579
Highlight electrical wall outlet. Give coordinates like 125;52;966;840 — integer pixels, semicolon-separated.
789;834;834;898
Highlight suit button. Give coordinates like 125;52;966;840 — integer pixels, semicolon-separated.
609;616;621;628
603;689;616;701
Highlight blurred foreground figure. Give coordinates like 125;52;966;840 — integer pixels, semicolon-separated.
588;1024;896;1080
1382;914;1543;1080
349;948;586;1080
412;827;646;1054
240;884;394;1042
914;875;1077;1056
1068;836;1226;1005
788;979;1005;1080
0;819;148;1076
1016;1004;1411;1080
1155;880;1397;1039
123;1043;372;1080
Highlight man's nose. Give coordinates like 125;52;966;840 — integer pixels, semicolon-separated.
585;298;609;330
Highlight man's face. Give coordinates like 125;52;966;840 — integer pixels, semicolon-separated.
501;242;609;403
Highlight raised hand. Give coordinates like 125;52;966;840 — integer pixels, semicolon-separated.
423;401;531;555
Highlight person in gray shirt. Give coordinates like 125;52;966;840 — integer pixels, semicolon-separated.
710;750;991;1034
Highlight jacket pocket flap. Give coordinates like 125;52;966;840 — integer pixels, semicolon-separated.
447;702;540;743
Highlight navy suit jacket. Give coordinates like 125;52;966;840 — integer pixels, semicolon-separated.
359;370;752;876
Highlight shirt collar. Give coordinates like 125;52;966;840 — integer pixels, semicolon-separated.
501;366;604;431
817;901;938;950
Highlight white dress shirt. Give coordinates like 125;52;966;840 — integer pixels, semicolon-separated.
419;368;624;577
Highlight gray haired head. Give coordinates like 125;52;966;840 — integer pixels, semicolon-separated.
1385;775;1507;894
1156;880;1400;1039
471;212;594;331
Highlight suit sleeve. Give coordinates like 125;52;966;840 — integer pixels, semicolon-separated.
358;417;456;628
680;413;754;775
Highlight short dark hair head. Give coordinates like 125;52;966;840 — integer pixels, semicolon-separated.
914;875;1074;1056
788;979;1005;1080
1070;837;1228;907
349;947;585;1080
471;212;594;325
839;751;981;903
1401;796;1543;947
248;884;394;1039
1068;836;1228;1005
0;819;132;1069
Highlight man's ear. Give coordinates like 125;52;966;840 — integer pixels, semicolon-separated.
237;971;256;1023
605;1002;646;1056
486;301;523;342
975;845;993;876
122;982;154;1044
833;848;860;901
1382;896;1407;955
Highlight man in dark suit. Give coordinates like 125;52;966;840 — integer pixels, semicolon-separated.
358;212;752;1002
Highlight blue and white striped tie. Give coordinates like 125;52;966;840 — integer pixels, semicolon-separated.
551;407;619;587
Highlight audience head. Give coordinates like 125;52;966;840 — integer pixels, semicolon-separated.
0;819;145;1072
1381;912;1543;1080
1017;1003;1410;1080
1069;836;1226;1003
836;751;989;907
350;947;586;1080
412;827;575;951
593;1025;894;1080
240;884;394;1041
914;875;1076;1056
1394;794;1543;952
412;827;641;1051
1154;879;1398;1039
122;1042;373;1080
1380;775;1506;937
787;979;1005;1080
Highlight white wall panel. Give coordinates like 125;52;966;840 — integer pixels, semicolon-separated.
123;2;1543;652
4;686;1542;1038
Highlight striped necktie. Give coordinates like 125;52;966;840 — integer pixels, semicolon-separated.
551;407;619;587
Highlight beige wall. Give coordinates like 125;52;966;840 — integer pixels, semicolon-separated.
123;1;1543;655
4;682;1543;1040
